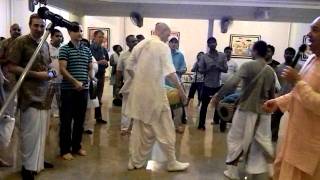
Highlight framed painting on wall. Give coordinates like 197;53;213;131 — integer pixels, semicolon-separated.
151;30;180;42
229;34;261;59
88;27;110;50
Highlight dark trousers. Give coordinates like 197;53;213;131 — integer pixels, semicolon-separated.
60;89;88;155
198;86;221;128
271;108;283;142
95;75;105;120
188;82;204;103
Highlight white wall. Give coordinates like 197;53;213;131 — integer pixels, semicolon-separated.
0;2;312;70
213;20;291;67
0;0;11;37
0;0;71;44
124;17;208;69
82;17;208;70
0;0;33;37
11;0;33;35
289;23;310;50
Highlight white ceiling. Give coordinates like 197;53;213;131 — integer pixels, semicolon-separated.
47;0;320;22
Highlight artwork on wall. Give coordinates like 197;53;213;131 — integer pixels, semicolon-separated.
229;34;261;59
302;35;310;60
88;27;110;50
151;30;180;42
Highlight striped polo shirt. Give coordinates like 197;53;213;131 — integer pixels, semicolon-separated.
59;41;92;89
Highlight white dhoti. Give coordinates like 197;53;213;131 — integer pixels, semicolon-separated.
51;94;59;117
4;90;17;118
226;108;274;174
84;96;99;132
0;91;17;148
20;107;48;172
121;94;131;131
129;107;176;168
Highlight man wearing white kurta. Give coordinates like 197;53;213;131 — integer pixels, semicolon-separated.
48;29;63;118
116;35;138;134
124;23;190;171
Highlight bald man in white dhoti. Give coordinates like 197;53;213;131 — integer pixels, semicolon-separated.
124;23;190;172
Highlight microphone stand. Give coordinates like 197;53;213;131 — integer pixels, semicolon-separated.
0;23;54;117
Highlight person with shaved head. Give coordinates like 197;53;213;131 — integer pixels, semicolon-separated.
124;22;190;171
263;16;320;180
0;23;21;167
0;23;21;98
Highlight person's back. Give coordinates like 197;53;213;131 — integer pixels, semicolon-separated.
129;37;169;111
238;60;275;114
127;23;189;172
216;41;275;179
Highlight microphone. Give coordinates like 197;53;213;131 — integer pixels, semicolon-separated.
37;7;79;31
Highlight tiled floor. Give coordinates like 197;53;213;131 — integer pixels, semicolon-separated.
0;82;269;180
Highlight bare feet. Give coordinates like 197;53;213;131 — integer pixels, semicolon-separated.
120;130;128;136
175;126;185;134
61;153;74;160
76;149;87;156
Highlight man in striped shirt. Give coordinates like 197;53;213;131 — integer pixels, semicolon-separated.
59;22;93;160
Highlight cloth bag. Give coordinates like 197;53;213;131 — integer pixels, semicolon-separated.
0;115;15;148
0;69;15;148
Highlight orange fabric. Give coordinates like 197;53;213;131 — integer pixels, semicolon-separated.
275;56;320;176
274;160;320;180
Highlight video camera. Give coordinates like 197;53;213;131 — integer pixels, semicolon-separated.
29;0;79;31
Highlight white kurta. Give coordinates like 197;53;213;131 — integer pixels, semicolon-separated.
84;57;99;132
0;69;16;148
125;36;177;167
49;44;61;117
117;50;132;130
124;36;176;124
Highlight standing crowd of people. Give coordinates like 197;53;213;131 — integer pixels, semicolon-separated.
0;12;320;180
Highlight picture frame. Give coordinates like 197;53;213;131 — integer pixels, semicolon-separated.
88;27;110;50
151;30;180;42
302;35;309;60
229;34;261;59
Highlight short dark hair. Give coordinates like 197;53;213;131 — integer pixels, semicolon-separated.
93;30;104;37
68;21;80;32
197;51;204;59
224;46;232;52
285;47;296;55
80;38;90;48
126;35;135;43
29;14;42;26
50;29;62;37
136;34;145;40
113;45;122;51
267;44;275;54
169;37;179;43
252;40;268;57
207;37;217;44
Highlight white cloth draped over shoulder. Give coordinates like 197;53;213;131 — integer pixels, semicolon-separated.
124;36;176;124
